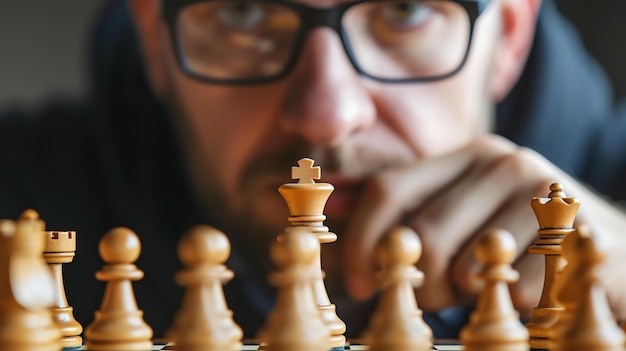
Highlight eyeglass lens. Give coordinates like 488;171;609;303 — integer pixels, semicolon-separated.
175;1;470;81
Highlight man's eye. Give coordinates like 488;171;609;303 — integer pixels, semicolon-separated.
218;2;266;28
381;1;433;28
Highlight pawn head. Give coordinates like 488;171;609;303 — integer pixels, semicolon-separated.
271;230;319;268
376;226;422;266
576;225;606;266
476;229;517;265
178;225;230;267
99;227;142;264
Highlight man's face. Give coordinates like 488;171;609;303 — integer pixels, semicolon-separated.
152;0;502;242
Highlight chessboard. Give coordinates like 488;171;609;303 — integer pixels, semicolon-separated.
2;158;626;351
74;342;465;350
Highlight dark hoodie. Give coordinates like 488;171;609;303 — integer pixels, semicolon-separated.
0;0;624;339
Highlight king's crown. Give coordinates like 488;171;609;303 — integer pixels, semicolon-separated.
279;158;334;218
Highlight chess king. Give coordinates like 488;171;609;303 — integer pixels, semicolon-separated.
525;183;580;349
278;158;347;349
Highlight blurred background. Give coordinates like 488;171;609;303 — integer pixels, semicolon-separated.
0;0;625;111
0;0;101;110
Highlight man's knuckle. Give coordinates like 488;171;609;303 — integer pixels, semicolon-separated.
492;147;540;177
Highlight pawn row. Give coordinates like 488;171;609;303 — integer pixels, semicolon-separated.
4;209;621;351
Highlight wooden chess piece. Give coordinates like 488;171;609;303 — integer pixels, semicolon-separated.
168;225;243;351
545;224;581;347
278;158;346;349
361;226;433;351
0;212;62;351
260;230;330;351
460;229;529;351
525;183;580;350
551;226;625;351
43;230;83;349
84;227;153;350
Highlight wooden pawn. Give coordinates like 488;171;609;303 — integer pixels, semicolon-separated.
546;224;582;347
260;229;330;351
84;227;153;350
361;226;432;351
460;229;529;351
552;226;625;351
168;225;243;351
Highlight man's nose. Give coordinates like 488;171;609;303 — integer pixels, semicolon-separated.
278;28;376;147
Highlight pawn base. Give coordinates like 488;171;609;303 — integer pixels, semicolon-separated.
86;340;153;351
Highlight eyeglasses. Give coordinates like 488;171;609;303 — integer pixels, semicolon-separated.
162;0;490;84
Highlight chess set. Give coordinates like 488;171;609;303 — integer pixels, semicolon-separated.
73;342;466;350
1;158;625;351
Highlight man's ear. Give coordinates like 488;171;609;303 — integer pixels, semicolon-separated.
490;0;542;102
129;0;168;97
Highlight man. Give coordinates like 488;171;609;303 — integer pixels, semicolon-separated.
1;0;625;338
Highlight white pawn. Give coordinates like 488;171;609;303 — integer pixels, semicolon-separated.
361;226;433;351
260;230;329;351
84;227;153;350
546;224;582;345
460;229;529;351
168;225;243;351
552;226;625;351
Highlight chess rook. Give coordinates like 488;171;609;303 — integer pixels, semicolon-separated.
525;183;580;350
460;229;529;351
84;227;153;350
361;226;433;351
168;225;243;351
278;158;346;349
0;213;61;351
43;230;83;349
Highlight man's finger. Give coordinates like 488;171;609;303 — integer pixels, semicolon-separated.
342;151;475;300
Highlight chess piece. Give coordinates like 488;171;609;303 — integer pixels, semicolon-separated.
260;229;330;351
361;226;433;351
278;158;346;349
0;212;62;351
525;183;580;349
43;230;83;349
460;229;529;351
551;226;625;351
84;227;153;350
168;225;243;351
545;224;581;347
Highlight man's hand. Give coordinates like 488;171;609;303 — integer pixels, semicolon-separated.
342;134;626;319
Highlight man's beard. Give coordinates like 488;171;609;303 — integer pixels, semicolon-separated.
159;80;404;276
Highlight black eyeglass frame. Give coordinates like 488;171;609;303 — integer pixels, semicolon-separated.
161;0;491;85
